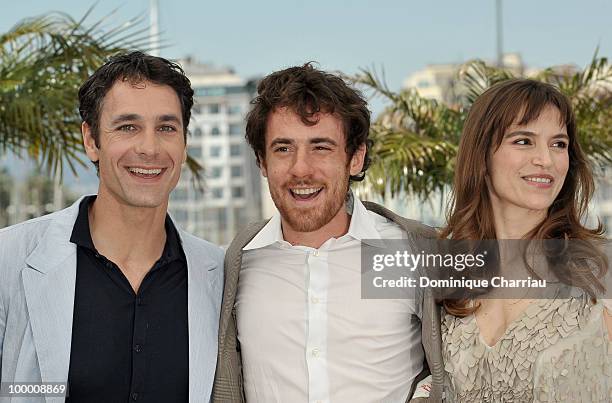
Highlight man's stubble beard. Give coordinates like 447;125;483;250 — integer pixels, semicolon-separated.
271;179;349;233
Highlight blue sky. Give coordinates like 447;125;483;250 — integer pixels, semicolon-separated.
2;0;611;90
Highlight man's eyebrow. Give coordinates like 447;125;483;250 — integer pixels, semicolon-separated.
109;114;182;126
268;137;339;148
310;137;338;146
269;138;294;147
110;113;141;125
158;114;181;123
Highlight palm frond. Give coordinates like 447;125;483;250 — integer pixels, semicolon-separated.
458;59;515;104
351;67;464;200
365;124;458;198
0;8;194;182
351;52;611;200
349;67;397;102
184;154;204;192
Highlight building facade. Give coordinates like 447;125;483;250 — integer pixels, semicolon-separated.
402;53;525;106
169;59;262;245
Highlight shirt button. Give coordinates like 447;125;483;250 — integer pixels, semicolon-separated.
313;250;319;257
311;348;319;357
136;297;143;306
131;392;139;400
134;344;142;353
311;296;319;304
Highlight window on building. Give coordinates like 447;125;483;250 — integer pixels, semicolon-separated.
171;209;188;222
228;104;241;115
211;126;221;136
188;145;202;159
229;124;242;136
230;144;241;156
231;186;244;198
192;127;203;138
171;188;188;201
195;210;205;225
209;166;223;179
192;104;202;114
208;104;220;114
212;188;224;199
210;146;222;158
217;207;227;231
233;207;247;232
230;165;243;177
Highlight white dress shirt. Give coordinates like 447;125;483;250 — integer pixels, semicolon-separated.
236;197;424;403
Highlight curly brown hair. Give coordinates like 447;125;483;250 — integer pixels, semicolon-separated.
245;62;372;182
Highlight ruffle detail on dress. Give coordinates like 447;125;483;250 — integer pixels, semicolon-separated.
441;293;611;403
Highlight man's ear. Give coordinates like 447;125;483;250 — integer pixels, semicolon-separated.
82;122;99;163
259;155;268;178
349;143;366;176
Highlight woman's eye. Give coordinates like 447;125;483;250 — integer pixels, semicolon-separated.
552;141;568;149
513;138;531;145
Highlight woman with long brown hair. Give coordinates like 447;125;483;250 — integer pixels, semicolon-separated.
439;79;611;402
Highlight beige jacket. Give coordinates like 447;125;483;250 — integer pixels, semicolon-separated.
211;201;444;403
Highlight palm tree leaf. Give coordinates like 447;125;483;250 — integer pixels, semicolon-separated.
0;8;201;183
351;53;611;201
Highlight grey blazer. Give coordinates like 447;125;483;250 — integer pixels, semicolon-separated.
0;197;224;403
212;200;444;403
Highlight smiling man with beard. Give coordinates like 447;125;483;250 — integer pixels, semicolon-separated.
212;64;444;403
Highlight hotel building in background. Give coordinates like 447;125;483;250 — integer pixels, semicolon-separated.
168;58;263;245
402;53;525;107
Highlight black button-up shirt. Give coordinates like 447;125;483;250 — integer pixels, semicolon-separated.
67;196;189;403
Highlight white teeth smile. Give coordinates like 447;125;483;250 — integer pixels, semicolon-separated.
291;187;322;195
129;167;162;175
524;177;551;183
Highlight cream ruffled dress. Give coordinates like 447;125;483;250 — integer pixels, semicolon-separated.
441;291;611;402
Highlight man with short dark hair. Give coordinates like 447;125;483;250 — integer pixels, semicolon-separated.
0;52;223;403
212;63;443;403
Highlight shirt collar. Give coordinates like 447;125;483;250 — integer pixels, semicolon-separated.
344;194;383;247
69;195;97;251
70;195;184;264
243;192;383;251
243;210;285;251
162;215;185;264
